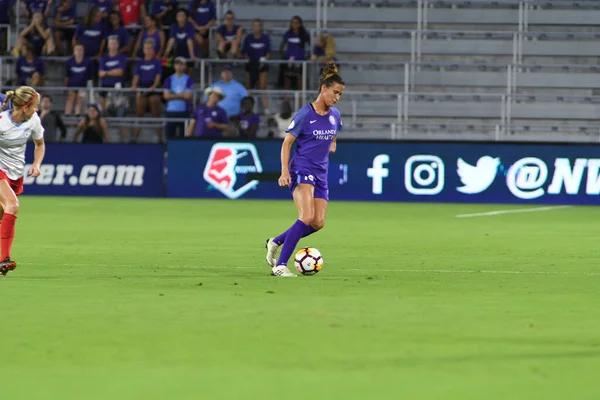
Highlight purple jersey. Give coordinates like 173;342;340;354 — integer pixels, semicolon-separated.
91;0;111;15
66;57;93;87
75;22;106;57
238;112;260;138
55;0;77;23
170;22;195;58
139;29;161;57
192;103;228;137
188;0;215;27
26;0;47;14
287;104;342;181
16;56;45;85
283;30;310;60
106;27;130;51
242;33;271;61
99;53;127;87
134;58;162;88
217;24;240;41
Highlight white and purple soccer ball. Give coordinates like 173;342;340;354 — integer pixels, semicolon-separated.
294;247;323;275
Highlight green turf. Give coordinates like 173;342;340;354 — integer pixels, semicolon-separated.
2;197;600;399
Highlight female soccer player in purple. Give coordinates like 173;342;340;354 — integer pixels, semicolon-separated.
265;64;344;277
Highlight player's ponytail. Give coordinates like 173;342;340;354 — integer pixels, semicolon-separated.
319;63;344;93
0;91;14;111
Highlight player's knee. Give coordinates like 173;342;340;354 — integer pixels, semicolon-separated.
299;210;315;226
4;200;19;215
312;219;325;231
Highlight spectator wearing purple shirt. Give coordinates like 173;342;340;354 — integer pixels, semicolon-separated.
73;6;106;58
0;0;15;54
65;43;94;116
216;10;242;59
133;14;164;58
237;96;260;138
90;0;111;21
15;10;55;56
164;9;195;61
98;36;127;122
53;0;76;56
132;39;163;143
106;11;132;55
265;64;345;277
280;15;310;91
188;0;215;58
187;87;228;138
151;0;178;28
20;0;50;20
15;42;44;86
242;18;271;114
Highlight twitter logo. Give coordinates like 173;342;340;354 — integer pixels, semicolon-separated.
457;156;500;194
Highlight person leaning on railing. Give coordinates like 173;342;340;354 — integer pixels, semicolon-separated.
188;0;215;59
132;38;163;143
73;104;109;144
162;56;194;139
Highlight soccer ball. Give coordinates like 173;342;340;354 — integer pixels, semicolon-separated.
294;247;323;275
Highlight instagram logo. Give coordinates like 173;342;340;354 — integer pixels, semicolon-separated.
404;155;445;195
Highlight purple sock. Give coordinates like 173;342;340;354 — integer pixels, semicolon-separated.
276;220;312;266
274;225;317;246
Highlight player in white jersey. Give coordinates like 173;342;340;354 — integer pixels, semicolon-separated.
0;86;45;276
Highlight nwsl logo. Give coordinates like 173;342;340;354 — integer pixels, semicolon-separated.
203;143;263;199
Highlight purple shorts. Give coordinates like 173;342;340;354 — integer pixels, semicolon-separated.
289;171;329;201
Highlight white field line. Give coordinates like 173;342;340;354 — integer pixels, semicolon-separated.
21;263;600;277
456;205;571;218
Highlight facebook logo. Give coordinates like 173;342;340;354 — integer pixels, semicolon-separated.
367;154;390;194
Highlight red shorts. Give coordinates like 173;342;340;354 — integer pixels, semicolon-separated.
0;170;24;196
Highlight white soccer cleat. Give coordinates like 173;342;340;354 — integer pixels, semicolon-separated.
271;265;297;277
265;237;280;267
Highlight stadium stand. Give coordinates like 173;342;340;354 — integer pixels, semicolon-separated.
2;0;600;142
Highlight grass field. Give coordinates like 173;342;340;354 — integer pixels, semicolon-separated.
2;197;600;399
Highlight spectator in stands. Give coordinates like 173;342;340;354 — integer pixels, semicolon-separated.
15;42;44;86
98;36;126;121
267;100;293;138
106;11;132;55
188;0;215;59
74;103;109;143
187;86;228;138
39;95;67;142
132;39;163;143
237;96;259;138
65;42;93;116
20;0;50;20
242;18;271;114
15;10;55;56
280;15;310;91
151;0;178;28
0;0;15;55
312;33;337;70
73;6;106;58
216;10;242;59
133;14;165;58
163;56;194;139
53;0;76;56
90;0;111;21
207;64;247;122
116;0;146;29
164;8;195;61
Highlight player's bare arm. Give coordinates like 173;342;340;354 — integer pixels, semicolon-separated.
28;138;44;177
278;133;296;187
330;137;337;153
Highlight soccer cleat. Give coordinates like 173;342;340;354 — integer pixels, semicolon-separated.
0;257;17;276
265;237;280;267
271;265;297;277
